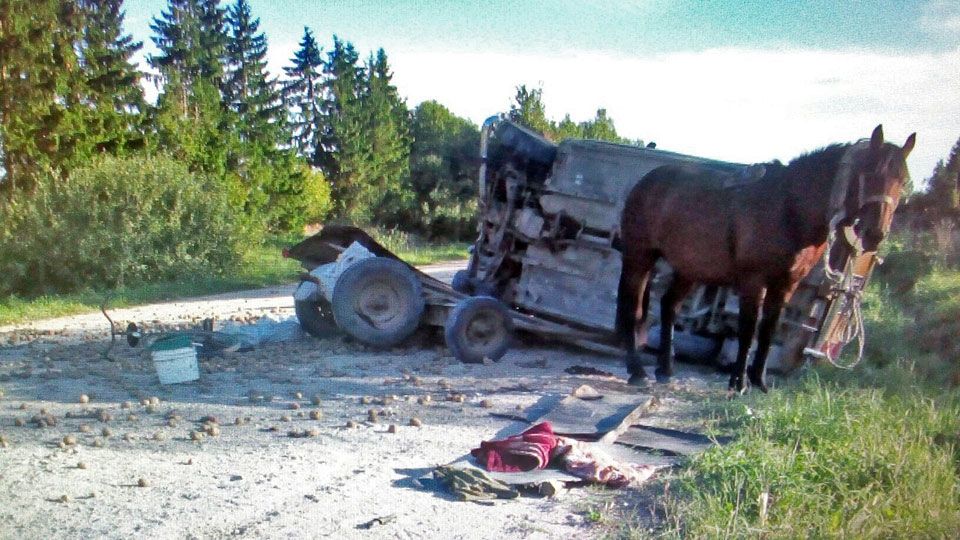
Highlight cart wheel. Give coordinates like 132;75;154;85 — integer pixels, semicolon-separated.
332;258;424;348
451;270;472;294
294;297;339;339
445;296;513;364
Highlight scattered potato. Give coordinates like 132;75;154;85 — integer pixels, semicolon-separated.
77;462;87;470
79;424;92;433
79;394;90;404
294;392;303;400
280;415;292;422
311;395;322;406
137;478;149;488
360;396;373;405
289;403;301;410
63;435;77;446
409;417;423;427
345;420;358;429
205;425;221;437
14;418;25;427
309;410;322;421
101;427;112;437
480;399;494;409
387;424;397;434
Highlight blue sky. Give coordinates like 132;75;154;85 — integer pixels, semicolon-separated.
123;0;960;181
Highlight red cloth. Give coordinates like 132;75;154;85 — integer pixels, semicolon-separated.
470;422;561;472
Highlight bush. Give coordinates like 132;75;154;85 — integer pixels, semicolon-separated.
0;155;254;296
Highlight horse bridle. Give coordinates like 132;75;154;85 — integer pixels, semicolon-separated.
827;140;898;256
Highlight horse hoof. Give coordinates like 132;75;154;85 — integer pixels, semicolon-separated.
627;373;649;386
654;367;673;384
728;377;747;395
748;368;769;393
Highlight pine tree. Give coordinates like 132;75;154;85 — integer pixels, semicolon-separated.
319;35;368;221
282;27;324;163
149;0;226;122
223;0;282;146
149;0;230;176
362;48;410;223
77;0;146;155
926;137;960;212
0;1;85;194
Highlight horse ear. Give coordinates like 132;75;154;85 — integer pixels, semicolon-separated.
870;124;884;152
901;133;916;159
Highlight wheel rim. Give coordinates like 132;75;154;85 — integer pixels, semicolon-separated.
354;280;404;328
464;310;506;351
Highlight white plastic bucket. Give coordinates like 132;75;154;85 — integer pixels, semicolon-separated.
151;347;199;384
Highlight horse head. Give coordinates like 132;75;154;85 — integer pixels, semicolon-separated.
841;125;916;252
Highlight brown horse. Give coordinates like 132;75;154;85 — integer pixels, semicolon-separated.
617;125;915;392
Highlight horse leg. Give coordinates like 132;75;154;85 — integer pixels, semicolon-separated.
730;286;763;393
617;250;658;385
747;284;787;393
656;275;695;383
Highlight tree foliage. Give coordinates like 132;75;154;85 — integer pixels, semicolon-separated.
509;84;633;145
283;27;324;163
405;100;479;239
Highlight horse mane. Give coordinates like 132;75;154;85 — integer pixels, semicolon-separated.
783;143;850;184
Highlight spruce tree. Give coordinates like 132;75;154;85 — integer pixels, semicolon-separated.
282;27;324;163
223;0;282;146
362;48;410;224
319;35;368;221
0;1;85;194
77;0;146;155
149;0;230;176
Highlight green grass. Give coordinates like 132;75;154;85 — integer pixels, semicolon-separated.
634;261;960;539
652;375;960;539
0;233;468;326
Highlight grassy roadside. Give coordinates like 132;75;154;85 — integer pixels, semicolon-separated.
0;234;468;326
617;263;960;539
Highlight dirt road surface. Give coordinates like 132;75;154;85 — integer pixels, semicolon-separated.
0;262;724;539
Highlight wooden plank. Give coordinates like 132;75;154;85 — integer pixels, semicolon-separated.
530;385;654;443
615;424;732;456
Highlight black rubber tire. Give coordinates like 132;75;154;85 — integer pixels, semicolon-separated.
451;270;472;294
331;258;425;348
294;296;339;339
444;296;513;364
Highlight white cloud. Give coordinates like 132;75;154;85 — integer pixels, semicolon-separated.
384;47;959;183
921;0;960;38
